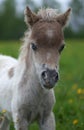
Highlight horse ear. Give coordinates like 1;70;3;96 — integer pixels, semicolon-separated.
24;6;39;27
56;8;71;28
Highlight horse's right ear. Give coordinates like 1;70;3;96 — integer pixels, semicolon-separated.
24;6;39;27
56;8;71;28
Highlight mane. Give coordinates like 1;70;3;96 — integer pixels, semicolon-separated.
19;30;31;62
37;8;59;21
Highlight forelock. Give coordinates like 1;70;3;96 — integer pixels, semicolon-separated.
37;8;59;21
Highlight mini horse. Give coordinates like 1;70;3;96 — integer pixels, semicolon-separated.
0;6;71;130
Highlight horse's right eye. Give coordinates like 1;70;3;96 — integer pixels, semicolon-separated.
58;44;65;53
31;43;37;51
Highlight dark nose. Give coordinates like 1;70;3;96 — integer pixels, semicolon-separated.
51;69;59;82
41;69;59;84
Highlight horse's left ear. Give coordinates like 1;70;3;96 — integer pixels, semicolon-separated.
56;8;71;28
24;6;39;27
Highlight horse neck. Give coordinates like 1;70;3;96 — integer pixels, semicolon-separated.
15;46;36;85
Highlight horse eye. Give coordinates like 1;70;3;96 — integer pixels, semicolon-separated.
59;44;65;53
31;43;37;51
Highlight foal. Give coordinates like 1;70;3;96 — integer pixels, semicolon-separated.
0;6;71;130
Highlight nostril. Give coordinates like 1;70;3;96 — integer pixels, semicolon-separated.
54;72;59;81
41;71;47;79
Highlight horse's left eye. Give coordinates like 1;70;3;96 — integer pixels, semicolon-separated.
31;43;37;51
59;44;65;53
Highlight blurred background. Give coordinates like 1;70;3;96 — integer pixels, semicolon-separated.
0;0;84;40
0;0;84;130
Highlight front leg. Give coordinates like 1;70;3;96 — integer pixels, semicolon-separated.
12;111;28;130
0;117;10;130
39;112;56;130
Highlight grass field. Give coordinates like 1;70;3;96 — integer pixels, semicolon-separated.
0;39;84;130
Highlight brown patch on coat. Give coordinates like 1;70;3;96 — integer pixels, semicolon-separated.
23;7;71;68
31;21;64;48
29;21;64;68
8;67;14;78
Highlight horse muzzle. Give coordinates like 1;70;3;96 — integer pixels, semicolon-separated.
41;68;59;89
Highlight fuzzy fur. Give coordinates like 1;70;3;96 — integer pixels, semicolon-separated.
0;6;71;130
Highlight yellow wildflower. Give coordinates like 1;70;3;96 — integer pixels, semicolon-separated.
2;109;7;113
77;88;82;94
73;119;78;125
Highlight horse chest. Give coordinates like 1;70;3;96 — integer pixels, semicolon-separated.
18;86;51;123
27;98;46;123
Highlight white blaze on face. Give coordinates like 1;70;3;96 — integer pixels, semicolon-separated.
46;52;59;72
46;29;54;38
46;52;51;60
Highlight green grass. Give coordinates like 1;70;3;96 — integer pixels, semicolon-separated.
0;39;84;130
